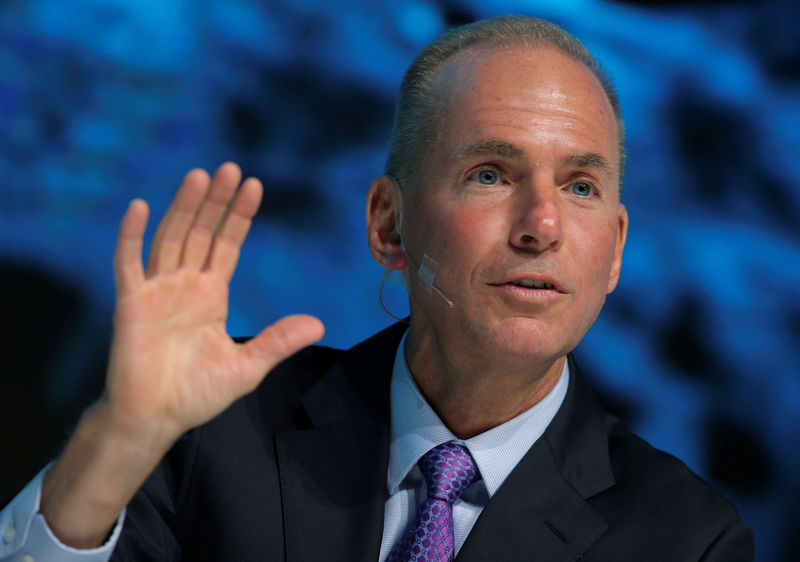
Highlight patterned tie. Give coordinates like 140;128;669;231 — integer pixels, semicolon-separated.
388;441;479;562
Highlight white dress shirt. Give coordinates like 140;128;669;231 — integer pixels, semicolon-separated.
0;332;568;561
0;465;124;561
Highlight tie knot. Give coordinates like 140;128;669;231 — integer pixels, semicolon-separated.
419;441;478;504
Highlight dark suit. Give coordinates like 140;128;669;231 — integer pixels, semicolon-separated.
111;322;754;561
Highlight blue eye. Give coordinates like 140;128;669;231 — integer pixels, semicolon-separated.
472;168;499;185
571;181;593;197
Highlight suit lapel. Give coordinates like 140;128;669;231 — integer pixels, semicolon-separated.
275;323;406;562
456;439;608;561
457;357;615;561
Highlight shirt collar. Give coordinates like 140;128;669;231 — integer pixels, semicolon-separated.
388;329;570;497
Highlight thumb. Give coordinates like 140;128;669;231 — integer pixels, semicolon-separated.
243;314;325;373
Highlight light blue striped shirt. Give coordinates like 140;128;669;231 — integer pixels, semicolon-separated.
378;330;570;560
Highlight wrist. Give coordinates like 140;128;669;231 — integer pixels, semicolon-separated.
40;400;177;548
93;393;183;453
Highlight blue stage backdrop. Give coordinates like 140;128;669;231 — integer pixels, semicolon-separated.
1;1;798;559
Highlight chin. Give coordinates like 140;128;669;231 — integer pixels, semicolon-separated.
474;315;572;362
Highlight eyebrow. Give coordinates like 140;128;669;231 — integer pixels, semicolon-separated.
453;139;525;160
559;152;611;174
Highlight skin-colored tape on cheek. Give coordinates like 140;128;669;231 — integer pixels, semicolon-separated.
418;254;438;294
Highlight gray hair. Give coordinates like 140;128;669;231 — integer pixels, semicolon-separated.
385;15;626;191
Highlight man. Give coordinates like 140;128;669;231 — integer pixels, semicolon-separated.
0;15;753;561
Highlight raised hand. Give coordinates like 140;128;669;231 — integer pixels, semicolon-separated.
40;163;324;548
107;162;324;440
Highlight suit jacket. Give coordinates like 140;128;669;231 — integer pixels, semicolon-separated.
111;322;754;561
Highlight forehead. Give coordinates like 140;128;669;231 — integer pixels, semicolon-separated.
428;44;618;169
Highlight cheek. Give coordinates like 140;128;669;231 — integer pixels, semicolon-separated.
570;219;618;292
430;204;505;257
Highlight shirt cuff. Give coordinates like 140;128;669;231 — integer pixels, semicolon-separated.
0;465;126;561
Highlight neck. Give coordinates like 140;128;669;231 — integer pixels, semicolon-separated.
405;329;565;439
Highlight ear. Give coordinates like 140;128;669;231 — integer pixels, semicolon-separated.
607;203;629;294
366;175;407;270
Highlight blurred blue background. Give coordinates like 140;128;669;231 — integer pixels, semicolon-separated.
1;0;798;558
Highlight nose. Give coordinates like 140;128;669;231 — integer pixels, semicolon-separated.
509;179;563;252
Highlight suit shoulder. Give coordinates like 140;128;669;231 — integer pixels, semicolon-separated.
607;417;738;511
248;344;343;422
198;343;343;437
598;417;746;533
585;418;754;559
260;343;343;394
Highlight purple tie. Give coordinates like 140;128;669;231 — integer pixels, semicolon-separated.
388;441;479;562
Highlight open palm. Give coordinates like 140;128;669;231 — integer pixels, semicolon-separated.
105;162;324;440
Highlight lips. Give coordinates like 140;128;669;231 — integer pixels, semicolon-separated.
508;279;554;289
489;277;564;305
490;272;565;293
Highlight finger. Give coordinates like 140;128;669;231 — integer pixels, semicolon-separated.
206;176;263;282
181;162;242;271
241;314;325;380
146;168;211;276
114;199;149;293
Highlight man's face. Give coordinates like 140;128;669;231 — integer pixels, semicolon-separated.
402;45;628;366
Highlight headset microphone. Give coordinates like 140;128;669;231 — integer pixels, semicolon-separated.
401;244;454;309
381;176;455;312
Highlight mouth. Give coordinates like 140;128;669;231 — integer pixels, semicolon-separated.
488;275;565;303
507;279;555;290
